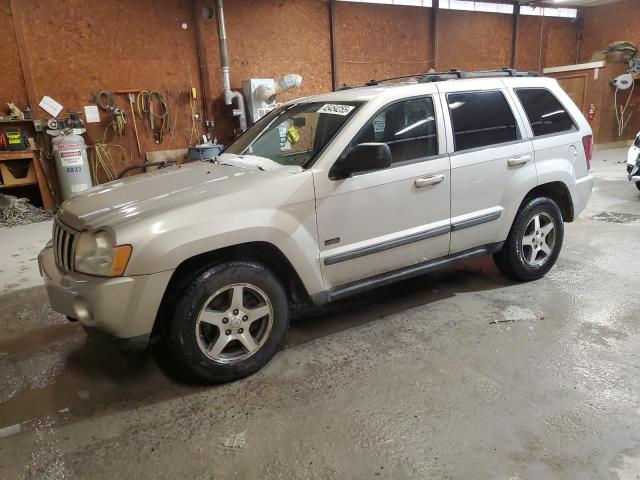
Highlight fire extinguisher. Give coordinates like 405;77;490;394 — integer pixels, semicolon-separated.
587;104;596;121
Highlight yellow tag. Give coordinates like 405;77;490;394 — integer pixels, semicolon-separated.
191;88;197;100
287;126;300;144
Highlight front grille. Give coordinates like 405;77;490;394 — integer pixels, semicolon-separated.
53;219;78;272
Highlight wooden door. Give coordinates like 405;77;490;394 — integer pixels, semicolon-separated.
556;75;587;111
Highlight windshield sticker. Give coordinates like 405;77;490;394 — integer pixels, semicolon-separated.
278;122;291;152
317;104;355;116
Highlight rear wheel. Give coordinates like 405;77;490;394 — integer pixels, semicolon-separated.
164;261;289;383
493;196;564;281
635;181;640;191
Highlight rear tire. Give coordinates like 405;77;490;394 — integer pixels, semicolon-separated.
635;181;640;192
164;261;289;383
493;196;564;281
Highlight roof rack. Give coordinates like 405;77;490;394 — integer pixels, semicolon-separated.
336;68;540;89
418;68;541;83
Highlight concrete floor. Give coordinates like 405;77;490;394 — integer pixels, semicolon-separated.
1;149;639;479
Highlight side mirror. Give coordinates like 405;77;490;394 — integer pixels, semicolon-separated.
330;142;392;180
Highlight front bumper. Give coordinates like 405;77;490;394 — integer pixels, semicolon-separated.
38;246;173;342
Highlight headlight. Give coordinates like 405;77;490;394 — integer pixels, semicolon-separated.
74;230;132;277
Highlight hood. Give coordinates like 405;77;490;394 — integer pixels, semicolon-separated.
57;160;299;231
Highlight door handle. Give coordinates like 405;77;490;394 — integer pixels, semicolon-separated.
508;155;531;167
415;174;445;188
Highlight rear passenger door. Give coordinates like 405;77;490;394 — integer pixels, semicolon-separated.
508;85;589;189
438;80;537;254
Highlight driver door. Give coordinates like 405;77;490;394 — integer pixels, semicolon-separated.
313;94;451;289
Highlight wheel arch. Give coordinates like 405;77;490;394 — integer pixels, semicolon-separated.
153;241;311;337
521;181;574;222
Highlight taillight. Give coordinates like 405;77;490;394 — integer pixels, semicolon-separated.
582;135;593;170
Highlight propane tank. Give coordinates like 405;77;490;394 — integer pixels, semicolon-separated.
52;132;93;199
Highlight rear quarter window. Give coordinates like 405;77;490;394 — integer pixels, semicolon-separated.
515;88;576;137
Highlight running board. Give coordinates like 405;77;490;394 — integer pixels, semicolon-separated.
311;243;503;305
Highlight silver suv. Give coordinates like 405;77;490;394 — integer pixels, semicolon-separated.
39;70;594;382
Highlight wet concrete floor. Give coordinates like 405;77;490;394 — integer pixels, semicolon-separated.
0;150;639;479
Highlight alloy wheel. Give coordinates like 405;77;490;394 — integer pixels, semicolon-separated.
195;283;273;364
521;212;556;267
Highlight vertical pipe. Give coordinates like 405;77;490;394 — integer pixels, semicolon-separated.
192;0;211;130
329;0;337;91
432;0;439;71
538;12;545;72
215;0;232;101
575;7;583;64
511;1;520;69
215;0;247;132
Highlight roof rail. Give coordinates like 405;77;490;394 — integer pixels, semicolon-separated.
418;68;541;83
354;68;540;88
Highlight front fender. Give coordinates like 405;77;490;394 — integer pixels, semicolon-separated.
115;177;325;295
118;202;323;294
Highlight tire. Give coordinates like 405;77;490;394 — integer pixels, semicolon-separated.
493;196;564;282
635;182;640;192
164;261;289;383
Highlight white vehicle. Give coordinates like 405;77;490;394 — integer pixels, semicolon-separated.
39;69;594;382
627;132;640;191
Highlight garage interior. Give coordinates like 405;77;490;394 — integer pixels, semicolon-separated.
1;0;640;478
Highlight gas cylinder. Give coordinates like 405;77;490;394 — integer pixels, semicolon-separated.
52;132;93;199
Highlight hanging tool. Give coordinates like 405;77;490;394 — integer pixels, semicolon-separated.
93;90;125;136
114;89;143;157
95;90;116;111
136;90;169;144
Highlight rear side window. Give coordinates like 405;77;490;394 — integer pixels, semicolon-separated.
352;96;438;164
515;88;576;137
447;91;519;152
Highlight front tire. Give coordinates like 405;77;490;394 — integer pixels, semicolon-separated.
164;261;289;383
493;197;564;281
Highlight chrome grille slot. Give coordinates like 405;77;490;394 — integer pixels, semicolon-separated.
53;220;77;272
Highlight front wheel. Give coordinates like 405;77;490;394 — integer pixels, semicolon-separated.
164;261;289;383
635;181;640;192
493;196;564;281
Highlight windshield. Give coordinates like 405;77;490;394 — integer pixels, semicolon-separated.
224;101;363;168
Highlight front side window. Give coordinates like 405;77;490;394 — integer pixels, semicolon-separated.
225;102;362;168
352;96;438;164
515;88;576;137
448;90;519;152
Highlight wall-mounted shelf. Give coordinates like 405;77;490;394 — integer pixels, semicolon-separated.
0;149;55;211
0;150;36;161
0;181;38;189
0;119;35;125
